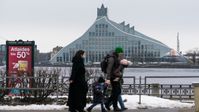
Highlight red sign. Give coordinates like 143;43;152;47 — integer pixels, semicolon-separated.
8;46;32;75
6;40;34;95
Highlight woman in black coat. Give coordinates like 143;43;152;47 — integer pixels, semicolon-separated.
68;50;88;112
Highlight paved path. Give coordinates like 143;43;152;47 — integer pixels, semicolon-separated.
0;108;195;112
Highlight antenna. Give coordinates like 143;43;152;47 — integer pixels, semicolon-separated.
177;32;180;53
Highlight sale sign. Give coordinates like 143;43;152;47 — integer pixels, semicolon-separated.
6;40;34;95
8;46;32;75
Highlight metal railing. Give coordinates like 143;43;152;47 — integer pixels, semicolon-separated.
0;76;58;99
0;75;197;102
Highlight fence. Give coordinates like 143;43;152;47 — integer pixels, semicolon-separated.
143;76;199;100
0;75;58;101
0;73;199;103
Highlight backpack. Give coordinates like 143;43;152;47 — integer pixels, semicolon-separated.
100;55;111;73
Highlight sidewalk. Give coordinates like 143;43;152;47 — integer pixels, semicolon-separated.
0;108;195;112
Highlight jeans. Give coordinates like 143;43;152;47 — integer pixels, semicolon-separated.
118;94;125;109
109;94;126;109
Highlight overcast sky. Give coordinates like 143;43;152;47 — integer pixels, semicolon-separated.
0;0;199;53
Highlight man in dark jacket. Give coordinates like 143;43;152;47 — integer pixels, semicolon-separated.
105;47;124;111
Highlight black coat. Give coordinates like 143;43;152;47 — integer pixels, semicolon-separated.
68;57;88;110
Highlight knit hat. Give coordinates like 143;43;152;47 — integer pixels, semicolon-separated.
115;47;123;54
98;77;105;83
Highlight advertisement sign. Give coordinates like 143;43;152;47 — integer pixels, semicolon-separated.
6;40;34;95
8;46;32;75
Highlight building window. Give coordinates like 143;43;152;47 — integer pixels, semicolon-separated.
99;24;101;28
60;57;62;62
141;45;144;50
92;32;95;36
112;32;114;36
154;52;157;57
63;53;66;62
109;32;111;36
106;32;108;36
102;24;105;28
158;51;160;57
57;57;62;62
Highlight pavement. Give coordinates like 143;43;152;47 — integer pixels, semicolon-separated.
0;108;195;112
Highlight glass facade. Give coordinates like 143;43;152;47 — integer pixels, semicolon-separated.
50;5;171;64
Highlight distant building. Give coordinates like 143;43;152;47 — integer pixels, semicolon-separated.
36;52;51;65
50;46;63;59
0;44;6;65
35;46;63;65
50;4;171;64
160;50;189;63
35;46;51;65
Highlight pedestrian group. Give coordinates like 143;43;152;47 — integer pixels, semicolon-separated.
67;47;132;112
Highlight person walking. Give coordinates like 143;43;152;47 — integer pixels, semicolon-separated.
105;48;131;111
67;50;88;112
105;47;124;111
87;77;108;112
117;58;132;111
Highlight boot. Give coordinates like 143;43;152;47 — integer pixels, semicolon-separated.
113;107;122;112
105;102;110;111
86;107;92;112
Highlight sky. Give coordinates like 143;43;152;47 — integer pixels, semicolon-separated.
0;0;199;53
0;95;193;110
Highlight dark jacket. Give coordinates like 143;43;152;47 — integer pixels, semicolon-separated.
106;54;121;81
92;82;107;103
68;57;88;110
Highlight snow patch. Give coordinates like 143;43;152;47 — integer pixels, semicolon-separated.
0;95;194;110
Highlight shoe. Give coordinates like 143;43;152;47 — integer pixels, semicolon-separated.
86;108;91;112
123;99;127;102
102;109;107;112
121;107;128;111
69;108;77;112
113;107;122;112
77;109;86;112
105;103;111;111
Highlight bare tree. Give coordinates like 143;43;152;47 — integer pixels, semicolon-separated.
185;48;199;65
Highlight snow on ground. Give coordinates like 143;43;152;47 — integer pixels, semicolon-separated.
0;104;66;110
0;95;194;110
121;95;194;109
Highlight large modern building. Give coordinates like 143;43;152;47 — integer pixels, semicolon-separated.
50;4;171;64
